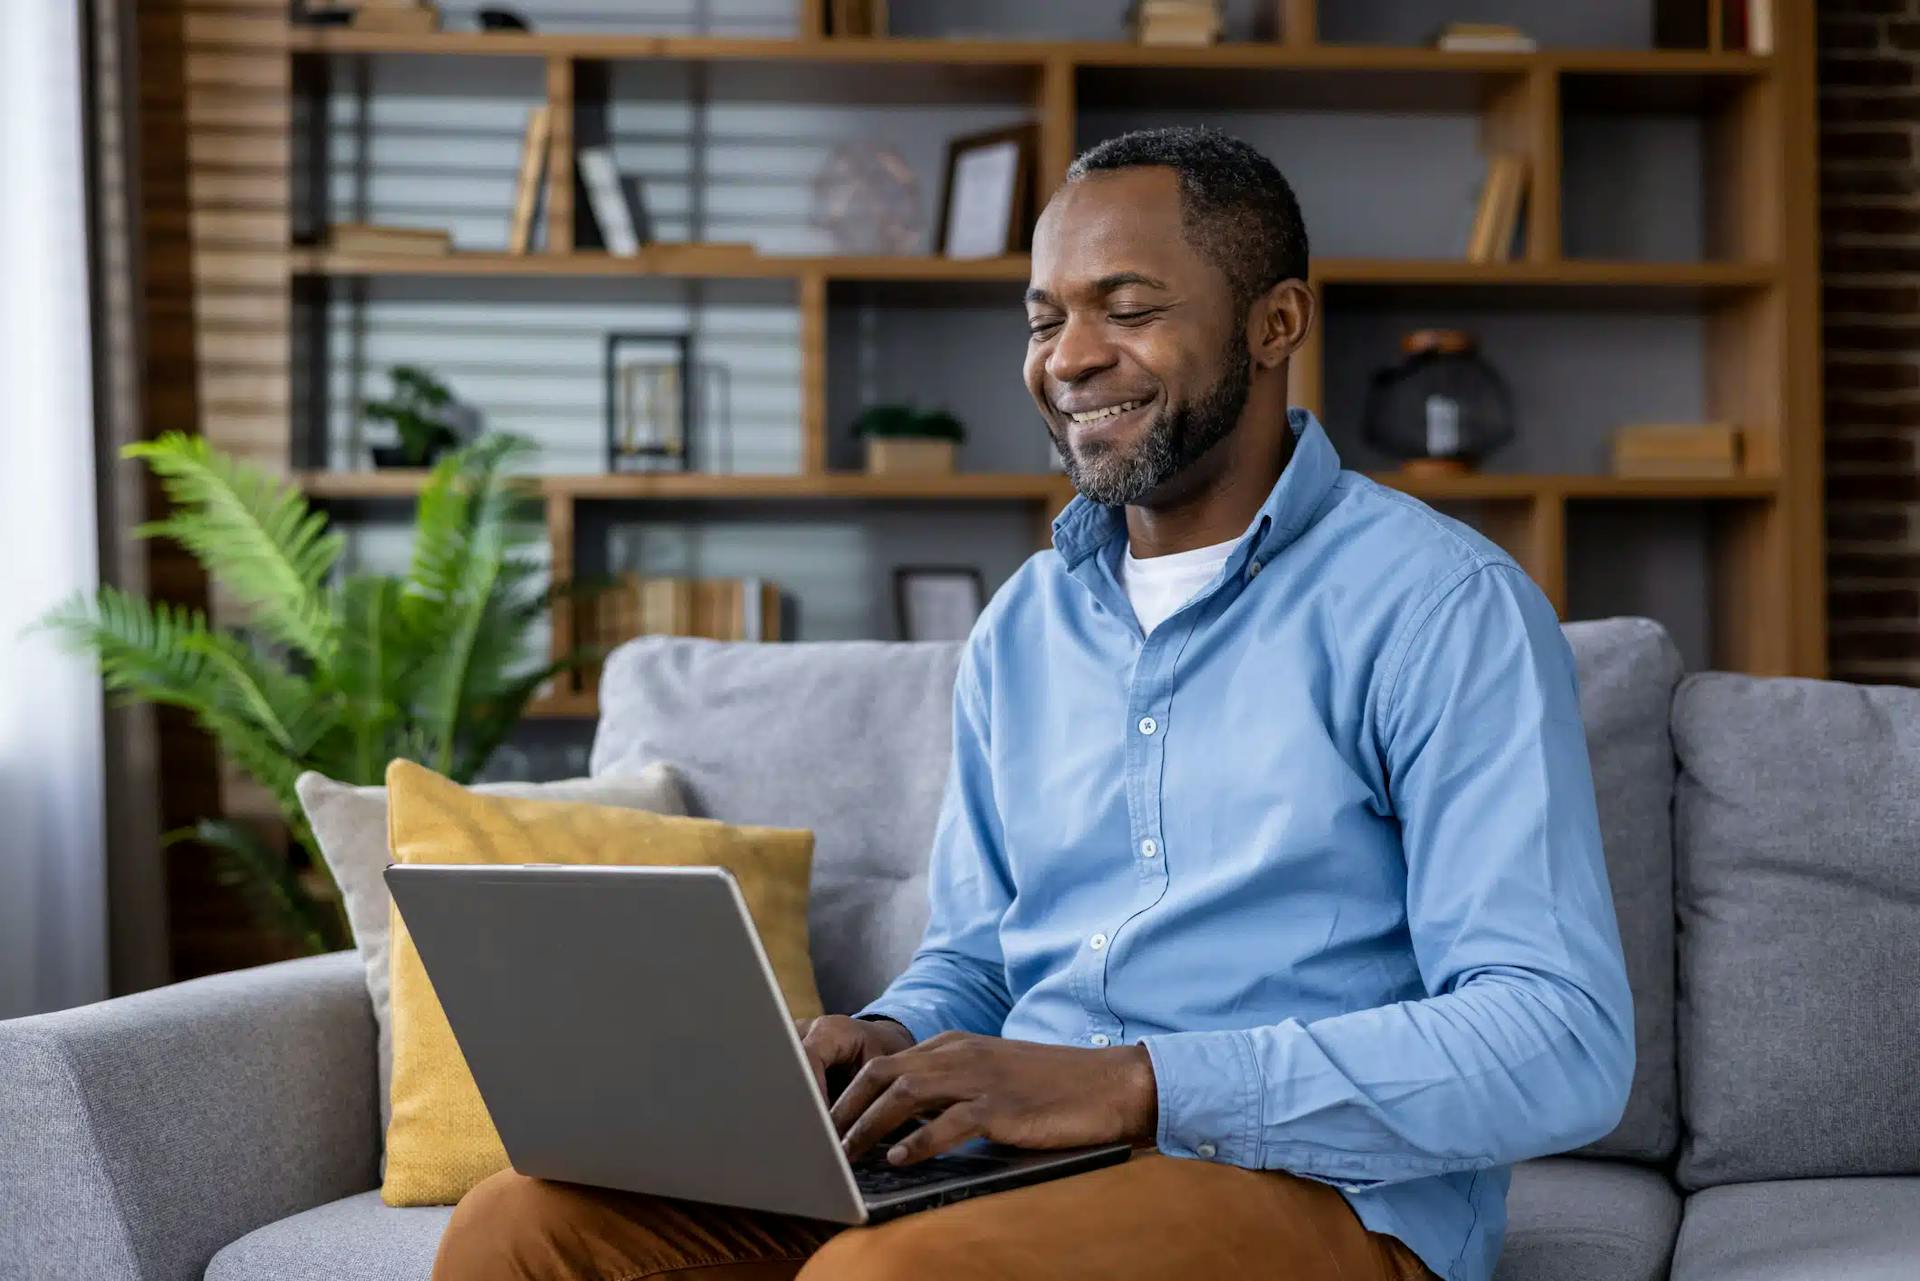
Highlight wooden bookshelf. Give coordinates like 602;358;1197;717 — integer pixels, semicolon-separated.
263;3;1823;684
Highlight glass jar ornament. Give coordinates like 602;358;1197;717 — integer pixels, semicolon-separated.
1361;329;1515;476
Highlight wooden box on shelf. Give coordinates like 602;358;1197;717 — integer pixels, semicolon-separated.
865;438;957;476
1611;422;1744;479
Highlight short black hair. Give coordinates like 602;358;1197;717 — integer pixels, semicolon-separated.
1064;126;1309;311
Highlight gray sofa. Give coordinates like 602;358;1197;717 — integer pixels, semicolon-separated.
5;618;1918;1281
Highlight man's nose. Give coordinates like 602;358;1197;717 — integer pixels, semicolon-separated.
1045;314;1117;386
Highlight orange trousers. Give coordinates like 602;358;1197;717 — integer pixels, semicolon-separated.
432;1149;1433;1280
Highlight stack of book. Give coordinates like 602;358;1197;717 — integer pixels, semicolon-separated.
351;0;438;33
577;575;783;684
1466;154;1528;262
1132;0;1222;47
1611;423;1744;479
327;223;452;256
1431;22;1536;52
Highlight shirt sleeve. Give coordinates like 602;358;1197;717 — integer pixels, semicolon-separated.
852;644;1015;1043
1140;561;1636;1184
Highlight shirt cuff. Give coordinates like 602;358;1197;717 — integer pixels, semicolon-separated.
1140;1028;1263;1167
848;1001;944;1047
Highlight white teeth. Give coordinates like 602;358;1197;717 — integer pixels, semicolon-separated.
1068;400;1142;424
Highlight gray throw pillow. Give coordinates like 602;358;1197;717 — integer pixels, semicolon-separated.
1673;673;1920;1189
296;765;688;1134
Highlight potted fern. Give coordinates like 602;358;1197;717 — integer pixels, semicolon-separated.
365;364;462;468
41;433;574;953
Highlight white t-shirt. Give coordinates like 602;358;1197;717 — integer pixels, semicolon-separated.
1121;535;1241;635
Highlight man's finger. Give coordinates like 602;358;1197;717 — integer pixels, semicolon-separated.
839;1074;943;1162
800;1019;861;1102
829;1050;903;1136
884;1100;986;1167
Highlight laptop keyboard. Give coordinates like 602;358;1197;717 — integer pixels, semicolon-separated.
851;1150;1010;1197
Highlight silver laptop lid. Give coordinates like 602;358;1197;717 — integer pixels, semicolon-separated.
385;863;868;1224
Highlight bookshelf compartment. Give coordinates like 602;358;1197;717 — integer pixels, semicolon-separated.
297;275;801;475
1561;74;1777;262
1077;103;1503;261
576;500;1049;642
1567;499;1719;670
1319;301;1710;476
825;282;1051;476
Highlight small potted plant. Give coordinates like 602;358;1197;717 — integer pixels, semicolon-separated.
853;404;966;476
365;364;462;468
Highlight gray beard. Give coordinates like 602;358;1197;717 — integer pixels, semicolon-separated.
1049;343;1252;507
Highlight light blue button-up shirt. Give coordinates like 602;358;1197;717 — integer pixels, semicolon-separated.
857;410;1634;1281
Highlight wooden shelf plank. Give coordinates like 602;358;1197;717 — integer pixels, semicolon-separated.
288;248;1032;281
284;28;1770;79
297;470;1075;501
295;469;1777;503
1374;473;1778;501
291;248;1772;294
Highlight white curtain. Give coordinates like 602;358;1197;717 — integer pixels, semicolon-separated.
0;0;108;1017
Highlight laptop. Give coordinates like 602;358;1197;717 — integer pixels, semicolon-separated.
384;863;1134;1223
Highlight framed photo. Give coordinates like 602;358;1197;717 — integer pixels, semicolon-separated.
936;125;1037;261
894;566;987;642
604;332;692;473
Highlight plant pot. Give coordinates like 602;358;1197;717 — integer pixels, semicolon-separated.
864;437;956;476
371;437;455;469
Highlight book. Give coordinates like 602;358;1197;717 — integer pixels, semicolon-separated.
507;105;552;255
1467;153;1528;263
1433;22;1536;52
1748;0;1773;55
352;1;438;33
327;222;452;255
1612;423;1743;478
577;146;641;257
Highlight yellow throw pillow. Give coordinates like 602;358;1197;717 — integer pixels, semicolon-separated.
380;758;822;1207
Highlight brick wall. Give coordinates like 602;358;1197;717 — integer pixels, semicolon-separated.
1821;1;1920;682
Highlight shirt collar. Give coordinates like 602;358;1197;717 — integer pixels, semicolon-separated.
1050;407;1343;572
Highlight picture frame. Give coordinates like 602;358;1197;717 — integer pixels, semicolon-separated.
893;566;987;642
604;331;692;473
935;124;1037;261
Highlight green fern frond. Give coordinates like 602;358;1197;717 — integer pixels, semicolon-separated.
127;434;342;661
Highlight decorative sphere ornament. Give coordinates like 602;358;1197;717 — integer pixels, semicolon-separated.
811;140;925;256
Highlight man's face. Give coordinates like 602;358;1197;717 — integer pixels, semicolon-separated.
1024;167;1251;507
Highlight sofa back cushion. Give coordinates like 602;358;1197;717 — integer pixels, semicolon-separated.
592;622;1683;1163
1673;673;1920;1189
592;637;962;1016
1562;618;1684;1163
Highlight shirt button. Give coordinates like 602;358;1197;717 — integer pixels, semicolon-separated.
1140;838;1158;858
1247;560;1263;579
1090;1033;1111;1047
1197;1142;1218;1159
1089;932;1108;951
1137;716;1158;735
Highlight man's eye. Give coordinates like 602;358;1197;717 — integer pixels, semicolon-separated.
1111;311;1156;324
1027;318;1062;338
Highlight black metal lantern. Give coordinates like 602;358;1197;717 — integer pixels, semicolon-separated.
1362;329;1514;474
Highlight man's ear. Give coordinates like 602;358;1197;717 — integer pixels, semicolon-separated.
1249;278;1315;372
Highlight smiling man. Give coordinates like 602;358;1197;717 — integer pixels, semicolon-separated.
435;127;1633;1281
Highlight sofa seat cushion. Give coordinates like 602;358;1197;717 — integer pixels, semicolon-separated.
1670;1177;1920;1281
205;1191;449;1281
1493;1157;1680;1281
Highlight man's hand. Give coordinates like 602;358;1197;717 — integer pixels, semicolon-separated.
795;1014;917;1105
829;1031;1158;1166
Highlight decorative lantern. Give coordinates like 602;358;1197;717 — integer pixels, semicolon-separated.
1361;329;1514;475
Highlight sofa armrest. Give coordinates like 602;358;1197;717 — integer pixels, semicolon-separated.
0;950;379;1281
